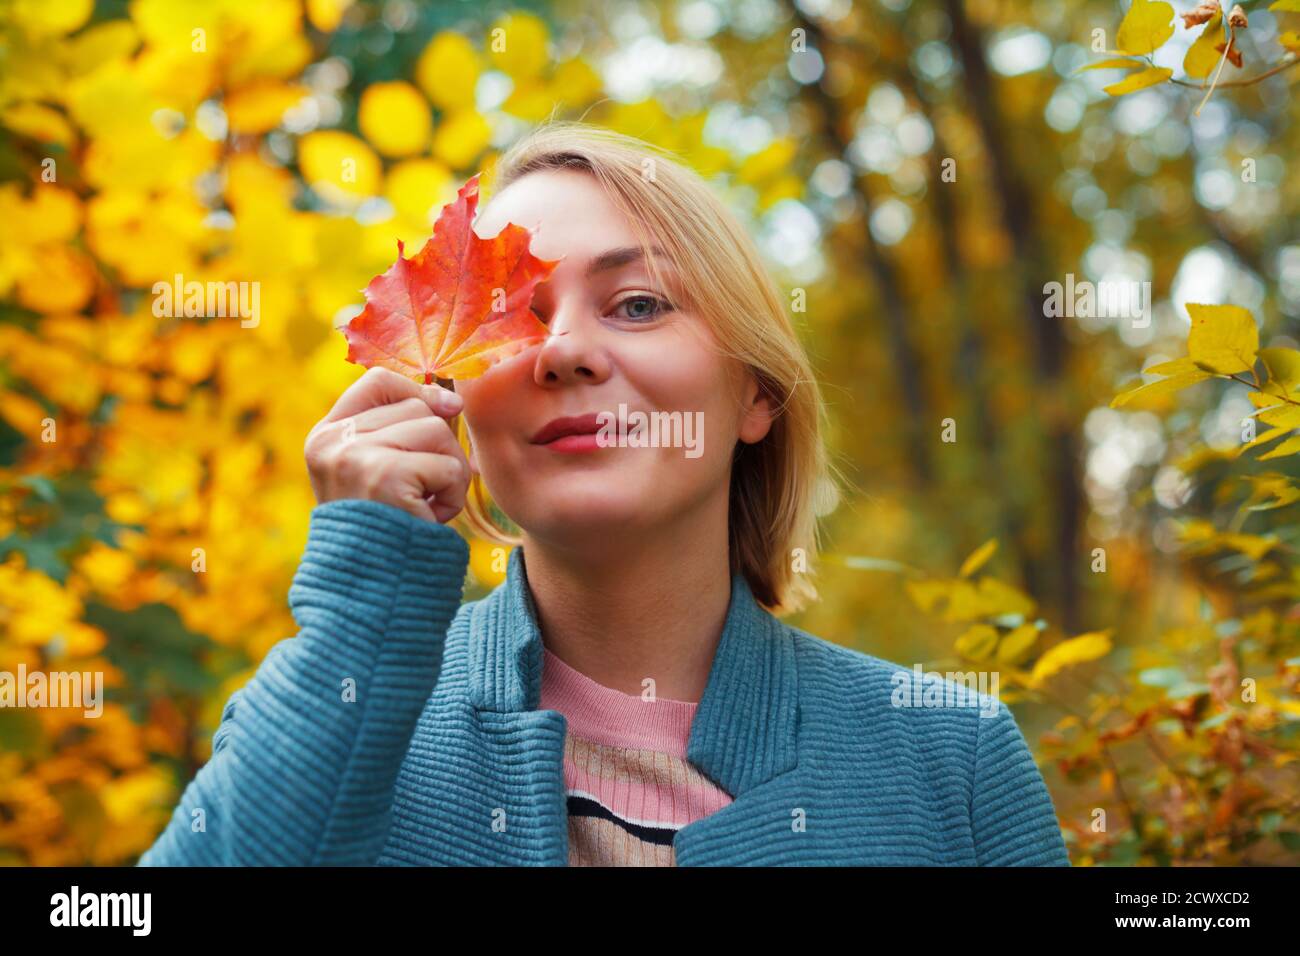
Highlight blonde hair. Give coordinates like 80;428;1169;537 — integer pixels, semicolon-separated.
453;122;836;615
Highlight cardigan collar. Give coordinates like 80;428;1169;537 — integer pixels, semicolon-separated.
466;545;800;798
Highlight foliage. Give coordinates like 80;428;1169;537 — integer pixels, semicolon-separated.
1;0;1298;866
904;302;1300;864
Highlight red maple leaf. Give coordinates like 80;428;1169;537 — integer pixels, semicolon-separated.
342;173;559;382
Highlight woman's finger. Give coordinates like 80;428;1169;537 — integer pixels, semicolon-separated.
322;367;460;423
362;415;468;464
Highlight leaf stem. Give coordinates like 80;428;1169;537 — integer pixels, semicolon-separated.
1195;34;1234;116
1170;54;1300;91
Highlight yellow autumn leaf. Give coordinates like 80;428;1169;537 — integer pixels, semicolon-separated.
904;578;951;614
385;159;453;225
305;0;354;32
1112;367;1213;408
488;12;549;81
298;130;381;199
469;538;509;588
738;139;797;185
1;102;77;146
942;579;985;621
1258;436;1300;461
997;623;1040;666
1259;347;1300;392
1237;425;1291;456
60;20;140;78
1142;357;1204;376
1183;11;1225;80
1187;302;1259;374
225;81;306;135
16;245;96;314
1030;631;1113;686
959;538;998;578
0;390;47;435
1219;533;1279;560
758;174;803;210
8;0;94;36
21;186;82;244
1280;32;1300;54
1076;57;1145;72
976;577;1036;618
432;109;491;169
500;81;559;121
358;81;432;158
416;31;481;110
955;624;999;662
1116;0;1175;56
1103;66;1173;95
549;57;603;108
1257;404;1300;430
1243;474;1300;510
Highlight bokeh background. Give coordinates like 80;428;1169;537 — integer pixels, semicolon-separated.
2;0;1299;866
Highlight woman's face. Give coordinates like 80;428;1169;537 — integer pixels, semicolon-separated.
456;168;773;549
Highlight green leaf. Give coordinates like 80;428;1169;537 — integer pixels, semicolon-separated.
0;709;45;757
84;602;246;722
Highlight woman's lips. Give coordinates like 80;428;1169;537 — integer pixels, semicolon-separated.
539;432;603;453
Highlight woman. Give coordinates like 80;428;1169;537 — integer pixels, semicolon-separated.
140;123;1069;867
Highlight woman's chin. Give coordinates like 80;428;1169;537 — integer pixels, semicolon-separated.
512;486;669;543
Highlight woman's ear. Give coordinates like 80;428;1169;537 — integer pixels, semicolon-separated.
738;373;775;445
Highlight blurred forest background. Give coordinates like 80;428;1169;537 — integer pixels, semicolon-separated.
1;0;1299;866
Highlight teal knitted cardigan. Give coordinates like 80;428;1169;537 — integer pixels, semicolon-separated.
138;499;1070;866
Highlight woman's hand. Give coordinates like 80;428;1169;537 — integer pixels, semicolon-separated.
306;367;471;524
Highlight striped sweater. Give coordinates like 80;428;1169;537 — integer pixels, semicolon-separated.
540;644;732;864
139;499;1071;867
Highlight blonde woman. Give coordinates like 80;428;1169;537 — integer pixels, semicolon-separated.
140;124;1069;867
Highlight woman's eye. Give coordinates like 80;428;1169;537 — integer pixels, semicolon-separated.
613;295;671;321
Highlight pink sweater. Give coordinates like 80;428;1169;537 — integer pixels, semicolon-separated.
539;644;734;865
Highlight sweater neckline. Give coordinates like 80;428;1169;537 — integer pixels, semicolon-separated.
539;644;698;758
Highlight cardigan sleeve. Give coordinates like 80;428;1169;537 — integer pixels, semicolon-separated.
970;701;1071;866
137;498;469;866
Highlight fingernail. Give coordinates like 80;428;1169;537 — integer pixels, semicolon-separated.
423;384;457;406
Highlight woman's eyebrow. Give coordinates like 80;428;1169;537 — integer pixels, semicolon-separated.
584;245;667;276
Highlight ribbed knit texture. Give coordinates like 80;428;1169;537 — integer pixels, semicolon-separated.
540;645;732;865
139;499;1071;867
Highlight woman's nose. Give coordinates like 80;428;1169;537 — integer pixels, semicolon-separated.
531;313;609;387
